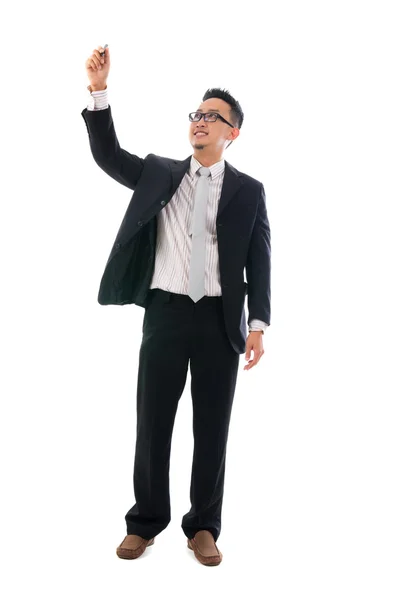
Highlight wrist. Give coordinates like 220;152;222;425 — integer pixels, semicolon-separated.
88;83;107;92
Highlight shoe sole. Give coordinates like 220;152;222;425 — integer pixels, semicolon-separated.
116;537;155;560
187;538;222;566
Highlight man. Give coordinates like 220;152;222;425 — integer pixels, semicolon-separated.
81;45;271;567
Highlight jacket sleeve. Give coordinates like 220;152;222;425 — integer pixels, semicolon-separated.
81;105;144;190
246;183;271;326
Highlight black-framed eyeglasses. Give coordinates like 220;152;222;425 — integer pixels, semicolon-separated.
189;111;235;129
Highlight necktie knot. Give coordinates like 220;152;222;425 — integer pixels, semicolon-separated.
198;166;211;178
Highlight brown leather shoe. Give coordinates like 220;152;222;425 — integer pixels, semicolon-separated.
116;534;155;560
187;530;223;566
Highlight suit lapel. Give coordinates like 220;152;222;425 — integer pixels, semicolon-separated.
169;155;244;218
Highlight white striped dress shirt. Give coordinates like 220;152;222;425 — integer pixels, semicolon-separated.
87;88;268;332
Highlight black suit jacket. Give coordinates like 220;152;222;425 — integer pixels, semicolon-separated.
81;106;271;354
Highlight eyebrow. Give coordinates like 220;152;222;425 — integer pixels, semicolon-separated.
195;108;221;113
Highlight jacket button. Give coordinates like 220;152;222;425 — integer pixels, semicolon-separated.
160;200;166;206
115;243;121;249
138;221;143;227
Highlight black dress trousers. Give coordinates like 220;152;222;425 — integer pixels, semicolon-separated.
124;288;240;542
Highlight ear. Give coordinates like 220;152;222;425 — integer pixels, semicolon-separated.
231;128;240;141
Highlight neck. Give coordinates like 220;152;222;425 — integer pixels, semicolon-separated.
193;150;224;167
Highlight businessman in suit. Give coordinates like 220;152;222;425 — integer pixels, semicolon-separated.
82;45;271;566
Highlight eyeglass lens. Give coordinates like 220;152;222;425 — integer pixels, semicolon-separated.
190;112;218;122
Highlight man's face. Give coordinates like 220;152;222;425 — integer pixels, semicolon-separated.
189;97;238;152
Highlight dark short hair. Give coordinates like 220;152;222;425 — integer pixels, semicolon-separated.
202;87;244;129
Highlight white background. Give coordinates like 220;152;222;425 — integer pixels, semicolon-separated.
1;0;396;598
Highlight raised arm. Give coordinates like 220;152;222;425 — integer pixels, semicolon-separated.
81;45;144;190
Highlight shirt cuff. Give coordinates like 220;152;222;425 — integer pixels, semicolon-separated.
248;319;269;332
87;86;109;111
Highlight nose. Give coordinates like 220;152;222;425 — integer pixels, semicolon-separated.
194;117;208;132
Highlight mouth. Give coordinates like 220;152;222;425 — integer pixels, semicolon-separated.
195;132;208;138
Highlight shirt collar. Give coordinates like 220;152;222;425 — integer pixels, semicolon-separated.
190;155;225;180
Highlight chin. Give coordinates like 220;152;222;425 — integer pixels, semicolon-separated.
192;139;206;149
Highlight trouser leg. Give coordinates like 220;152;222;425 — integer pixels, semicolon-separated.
125;290;190;538
181;298;240;542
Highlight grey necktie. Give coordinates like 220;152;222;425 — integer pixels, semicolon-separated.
188;166;211;302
